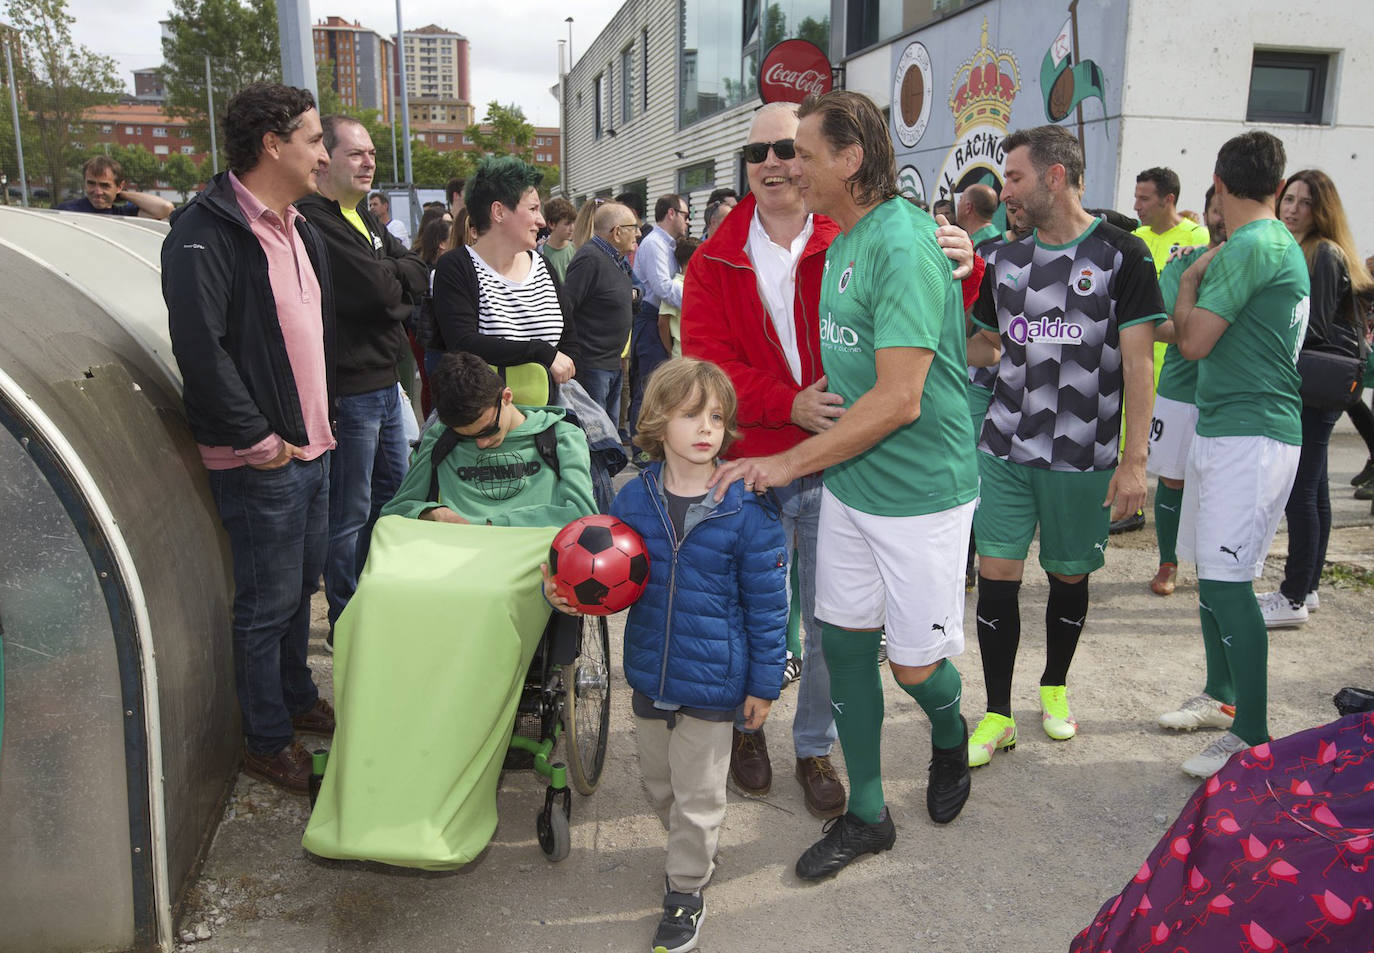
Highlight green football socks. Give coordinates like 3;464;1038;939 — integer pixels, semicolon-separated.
1197;579;1268;744
820;622;885;824
1154;480;1184;566
900;657;965;749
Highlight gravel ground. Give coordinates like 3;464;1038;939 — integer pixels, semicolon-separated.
173;424;1374;953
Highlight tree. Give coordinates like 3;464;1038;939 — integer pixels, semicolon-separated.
314;56;343;117
3;0;121;201
163;152;202;201
468;101;535;163
409;141;471;187
109;144;160;191
162;0;280;167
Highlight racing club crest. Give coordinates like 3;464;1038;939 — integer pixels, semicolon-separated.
838;262;854;294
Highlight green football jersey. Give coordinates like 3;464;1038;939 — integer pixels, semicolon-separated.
1155;245;1208;404
1193;218;1309;444
818;198;979;517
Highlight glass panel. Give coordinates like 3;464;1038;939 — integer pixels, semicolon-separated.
677;160;715;193
760;0;832;52
621;47;634;123
1249;65;1315;115
0;425;134;949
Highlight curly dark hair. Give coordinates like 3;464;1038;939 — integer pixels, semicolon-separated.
431;352;506;429
463;156;543;233
223;83;317;176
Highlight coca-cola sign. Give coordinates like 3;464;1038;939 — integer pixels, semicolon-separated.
758;39;833;104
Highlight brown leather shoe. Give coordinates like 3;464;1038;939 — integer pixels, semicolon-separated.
292;698;335;737
243;741;311;795
730;727;772;795
795;755;847;818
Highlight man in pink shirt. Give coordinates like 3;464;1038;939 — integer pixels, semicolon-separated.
164;83;336;794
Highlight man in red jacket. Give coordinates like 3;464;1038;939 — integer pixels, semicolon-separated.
681;102;980;819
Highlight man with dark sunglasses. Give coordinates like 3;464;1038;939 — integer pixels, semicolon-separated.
381;352;596;526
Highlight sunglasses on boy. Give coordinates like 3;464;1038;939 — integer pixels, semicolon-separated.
741;138;796;164
456;391;504;441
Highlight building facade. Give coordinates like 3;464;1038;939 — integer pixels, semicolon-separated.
397;24;474;128
564;0;1373;249
313;16;396;122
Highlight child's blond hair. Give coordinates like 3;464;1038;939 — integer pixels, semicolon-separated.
633;358;740;461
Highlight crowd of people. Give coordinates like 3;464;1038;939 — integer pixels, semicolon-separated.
152;79;1371;953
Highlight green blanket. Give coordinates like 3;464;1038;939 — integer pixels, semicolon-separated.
302;515;558;869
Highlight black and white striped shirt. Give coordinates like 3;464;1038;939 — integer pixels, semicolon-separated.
468;246;563;345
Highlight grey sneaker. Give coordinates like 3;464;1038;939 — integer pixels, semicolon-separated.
1181;731;1250;778
1305;590;1320;612
1159;693;1236;731
651;889;703;953
1257;590;1307;629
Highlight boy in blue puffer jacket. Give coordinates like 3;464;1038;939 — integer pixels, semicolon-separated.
545;357;787;953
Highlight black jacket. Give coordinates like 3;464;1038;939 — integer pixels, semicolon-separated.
1302;242;1363;357
563;240;634;372
294;194;430;395
163;172;336;450
430;245;580;368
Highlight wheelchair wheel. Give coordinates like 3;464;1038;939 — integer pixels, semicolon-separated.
563;614;611;795
536;798;571;862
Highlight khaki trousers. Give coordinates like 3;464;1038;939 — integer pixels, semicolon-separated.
634;714;732;893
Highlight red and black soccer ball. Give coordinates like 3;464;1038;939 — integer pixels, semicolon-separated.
548;515;650;615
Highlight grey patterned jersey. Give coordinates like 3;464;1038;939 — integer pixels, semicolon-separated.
971;219;1164;472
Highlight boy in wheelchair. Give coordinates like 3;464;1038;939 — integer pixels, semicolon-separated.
302;353;597;869
382;351;597;527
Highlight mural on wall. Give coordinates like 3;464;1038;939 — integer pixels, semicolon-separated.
889;0;1126;211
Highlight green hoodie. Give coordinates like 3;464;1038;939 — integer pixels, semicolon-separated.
381;406;596;527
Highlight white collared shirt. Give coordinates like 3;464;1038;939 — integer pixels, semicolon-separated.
745;209;814;386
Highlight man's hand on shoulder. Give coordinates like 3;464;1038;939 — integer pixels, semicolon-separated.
790;375;845;432
1181;246;1220;286
420;506;470;524
935;215;975;280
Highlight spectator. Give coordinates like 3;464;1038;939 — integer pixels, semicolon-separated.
540;196;577;282
162;83;335;794
564;202;639;424
58;155;173;220
629;194;690;458
446;178;467;217
296;115;429;640
367;189;410;245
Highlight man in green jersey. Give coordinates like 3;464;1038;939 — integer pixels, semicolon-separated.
1147;186;1226;600
711;90;979;881
1165;131;1307;778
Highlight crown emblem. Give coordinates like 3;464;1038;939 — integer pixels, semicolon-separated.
948;19;1021;139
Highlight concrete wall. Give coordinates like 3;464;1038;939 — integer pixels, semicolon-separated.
1117;0;1373;249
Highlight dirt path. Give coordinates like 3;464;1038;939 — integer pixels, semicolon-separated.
174;426;1374;953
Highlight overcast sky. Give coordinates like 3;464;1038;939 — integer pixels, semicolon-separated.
67;0;625;127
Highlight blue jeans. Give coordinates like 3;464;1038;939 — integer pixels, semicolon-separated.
326;386;411;625
629;301;669;438
736;474;836;758
1280;405;1342;603
208;455;329;755
578;366;624;431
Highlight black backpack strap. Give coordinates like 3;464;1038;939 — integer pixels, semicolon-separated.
426;428;459;503
534;425;561;478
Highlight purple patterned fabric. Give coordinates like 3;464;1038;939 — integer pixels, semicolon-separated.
1072;712;1374;953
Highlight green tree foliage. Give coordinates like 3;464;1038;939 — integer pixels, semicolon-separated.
162;151;203;201
2;0;121;201
314;56;343;117
108;144;160;190
162;0;281;167
409;141;472;187
468;101;535;162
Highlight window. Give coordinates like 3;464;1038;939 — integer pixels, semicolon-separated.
437;133;448;143
1246;50;1330;124
101;124;112;134
153;127;168;137
621;44;634;124
643;28;650;112
124;126;134;135
677;159;715;194
180;128;190;138
680;0;831;127
181;146;195;155
154;145;169;155
594;72;605;138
